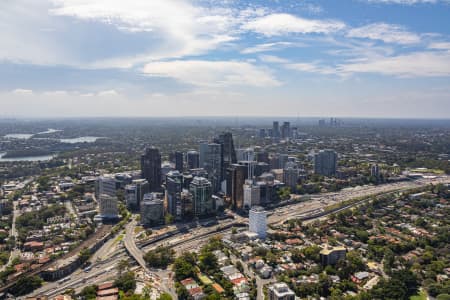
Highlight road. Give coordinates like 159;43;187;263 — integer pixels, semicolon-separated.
229;253;276;300
124;219;178;299
268;177;450;224
0;199;21;272
26;239;127;299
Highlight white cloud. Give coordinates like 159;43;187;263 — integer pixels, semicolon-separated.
49;0;240;64
364;0;441;4
12;89;34;96
142;60;281;87
241;42;297;54
285;62;338;75
242;13;345;36
428;42;450;50
259;55;290;64
347;23;421;45
97;89;120;97
338;51;450;77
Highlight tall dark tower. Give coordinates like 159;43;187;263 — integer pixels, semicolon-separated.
186;150;200;170
174;151;183;172
215;132;237;183
141;147;162;192
272;121;280;138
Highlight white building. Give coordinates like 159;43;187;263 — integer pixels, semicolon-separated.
249;206;267;239
98;194;118;219
268;283;295;300
243;180;260;209
97;175;116;197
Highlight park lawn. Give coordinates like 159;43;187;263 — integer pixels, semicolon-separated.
198;273;213;285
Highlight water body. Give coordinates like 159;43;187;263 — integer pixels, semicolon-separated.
59;136;104;143
3;128;61;139
0;152;54;162
4;134;34;139
36;128;62;135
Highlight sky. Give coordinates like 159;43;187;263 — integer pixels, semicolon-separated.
1;0;450;118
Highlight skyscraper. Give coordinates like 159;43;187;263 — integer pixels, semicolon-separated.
249;206;267;239
216;132;237;168
199;142;209;168
272;121;280;138
204;143;222;193
227;164;247;210
314;149;338;177
141;147;162;192
166;170;183;220
281;122;290;139
96;175;117;198
174;151;183;172
283;161;299;190
98;194;118;220
186;150;200;170
190;177;215;218
243;179;260;209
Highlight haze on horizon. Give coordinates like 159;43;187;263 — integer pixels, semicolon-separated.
1;0;450;118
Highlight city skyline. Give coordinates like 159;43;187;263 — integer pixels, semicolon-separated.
1;0;450;118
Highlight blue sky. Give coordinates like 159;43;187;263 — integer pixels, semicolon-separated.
1;0;450;118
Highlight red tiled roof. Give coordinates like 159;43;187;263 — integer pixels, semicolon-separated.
97;288;119;297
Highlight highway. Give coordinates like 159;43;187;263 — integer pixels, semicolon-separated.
124;219;178;299
268;177;450;224
26;238;127;299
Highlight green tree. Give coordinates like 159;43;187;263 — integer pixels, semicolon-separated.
79;285;98;300
114;271;136;293
10;275;43;296
157;293;172;300
144;246;175;269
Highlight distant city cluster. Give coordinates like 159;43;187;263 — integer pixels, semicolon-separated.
95;126;343;229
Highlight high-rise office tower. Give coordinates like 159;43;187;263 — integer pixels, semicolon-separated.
199;142;209;169
227;164;247;210
204;143;222;193
174;151;183;172
166;170;183;220
98;194;118;220
278;154;289;169
283;161;299;190
125;184;137;209
314;149;338;177
281;122;290;139
258;129;266;138
272;121;280;138
125;179;150;211
215;132;237;185
217;132;236;166
141;147;162;192
186;150;200;170
249;206;267;239
190;177;215;217
140;193;164;227
96;175;117;198
243;179;260;209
